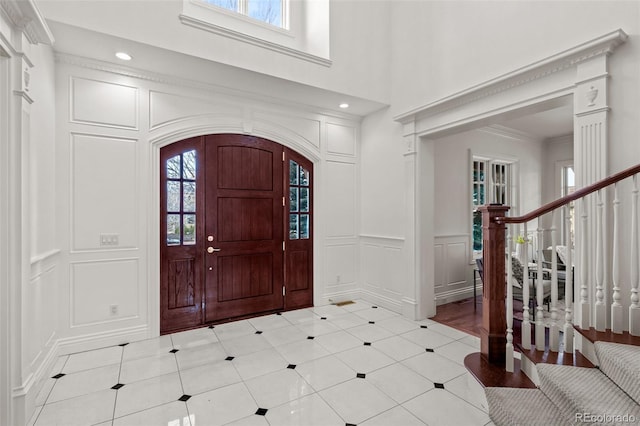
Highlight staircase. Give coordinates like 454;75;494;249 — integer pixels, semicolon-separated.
486;341;640;425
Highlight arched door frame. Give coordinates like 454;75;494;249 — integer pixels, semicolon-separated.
148;119;322;337
394;29;627;321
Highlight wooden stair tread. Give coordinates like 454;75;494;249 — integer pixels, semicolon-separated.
515;343;595;368
464;352;536;389
574;326;640;346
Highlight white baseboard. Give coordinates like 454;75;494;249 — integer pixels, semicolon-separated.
436;285;482;306
57;325;150;355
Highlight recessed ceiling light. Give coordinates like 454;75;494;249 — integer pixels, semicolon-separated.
339;103;349;109
115;52;132;61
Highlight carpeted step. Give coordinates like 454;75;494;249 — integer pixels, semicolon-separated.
595;342;640;403
537;364;640;423
485;387;566;426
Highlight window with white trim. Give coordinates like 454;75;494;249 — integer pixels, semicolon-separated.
204;0;287;29
472;156;517;258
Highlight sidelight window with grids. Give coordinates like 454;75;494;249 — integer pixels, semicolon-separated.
166;150;197;246
289;159;310;239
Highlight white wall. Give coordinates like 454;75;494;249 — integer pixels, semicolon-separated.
53;58;362;353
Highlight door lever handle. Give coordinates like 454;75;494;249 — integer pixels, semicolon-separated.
207;247;221;253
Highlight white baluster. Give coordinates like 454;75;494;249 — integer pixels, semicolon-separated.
579;198;590;329
631;175;640;336
611;183;623;333
536;226;544;351
521;223;531;349
595;190;606;331
506;228;514;372
564;203;574;352
549;210;559;351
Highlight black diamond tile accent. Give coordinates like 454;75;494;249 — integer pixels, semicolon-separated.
287;364;297;369
372;306;378;309
169;349;179;353
434;383;445;389
420;325;428;329
51;373;65;379
276;312;282;315
111;383;124;390
363;342;372;346
225;356;235;361
321;317;327;320
307;336;315;340
356;373;366;379
178;394;192;402
208;325;215;329
346;423;357;426
425;348;434;353
255;408;268;416
255;330;263;334
118;342;129;347
368;321;375;324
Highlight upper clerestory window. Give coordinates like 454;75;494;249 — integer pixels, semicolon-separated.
180;0;331;66
205;0;287;29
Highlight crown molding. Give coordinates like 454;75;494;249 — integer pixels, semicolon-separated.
55;53;362;121
0;0;54;45
478;124;543;143
394;29;628;124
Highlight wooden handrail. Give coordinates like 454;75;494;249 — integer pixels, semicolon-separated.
497;163;640;224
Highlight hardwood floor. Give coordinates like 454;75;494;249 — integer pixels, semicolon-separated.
432;296;482;337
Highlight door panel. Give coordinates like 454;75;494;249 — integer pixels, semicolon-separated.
160;137;204;333
204;135;284;322
284;148;313;310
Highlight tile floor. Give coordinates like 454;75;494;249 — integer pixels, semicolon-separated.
29;300;494;426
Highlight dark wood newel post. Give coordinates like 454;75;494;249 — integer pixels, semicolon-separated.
479;204;510;365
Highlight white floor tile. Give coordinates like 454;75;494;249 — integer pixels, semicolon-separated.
180;359;242;396
47;363;120;403
266;393;345;426
459;334;481;349
62;346;122;374
314;330;363;354
335;345;395;373
445;373;489;413
403;388;490;426
232;347;288;380
212;320;256;341
174;342;228;371
296;355;356;391
280;309;317;324
186;382;258;425
294;318;341;336
373;335;425;361
122;335;174;361
247;313;291;331
319;378;396;425
220;333;273;357
360;406;426;426
402;352;468;384
244;368;313;408
428;322;474;340
275;339;330;365
377;316;421;334
35;389;116;426
352;306;398;322
171;327;219;349
345;323;395;342
311;304;349;318
113;372;183;418
330;312;369;329
113;400;191;426
340;300;374;312
436;340;479;366
401;327;455;348
119;352;178;383
224;414;270;426
261;325;308;347
367;363;433;403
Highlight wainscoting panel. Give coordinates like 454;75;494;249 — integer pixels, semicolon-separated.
327;122;356;157
70;258;139;327
71;133;138;251
325;243;357;292
71;77;138;129
324;161;356;238
254;111;321;149
434;235;472;305
360;235;404;311
149;90;242;130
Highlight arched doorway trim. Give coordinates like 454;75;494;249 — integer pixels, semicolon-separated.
148;117;321;336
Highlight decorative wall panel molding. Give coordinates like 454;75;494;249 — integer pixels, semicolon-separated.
324;161;357;238
434;235;469;295
70;77;138;130
327;122;356;157
254;111;321;150
149;90;242;130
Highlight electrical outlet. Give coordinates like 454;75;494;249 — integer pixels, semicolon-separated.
110;304;118;315
100;234;119;246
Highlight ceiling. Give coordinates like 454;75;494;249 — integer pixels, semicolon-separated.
497;102;574;140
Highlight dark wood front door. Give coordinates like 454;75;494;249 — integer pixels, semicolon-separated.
160;134;313;334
